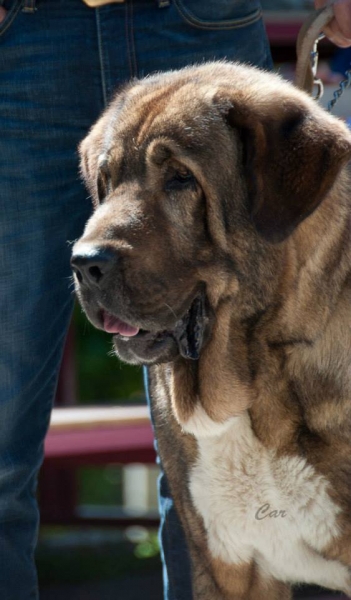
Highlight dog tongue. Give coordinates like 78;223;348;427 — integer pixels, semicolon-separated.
102;312;139;336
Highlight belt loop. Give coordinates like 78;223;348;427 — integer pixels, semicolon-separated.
22;0;37;13
156;0;171;8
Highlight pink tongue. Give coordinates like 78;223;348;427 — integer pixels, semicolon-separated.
102;312;140;337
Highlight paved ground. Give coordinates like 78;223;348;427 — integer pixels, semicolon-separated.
40;571;163;600
40;579;348;600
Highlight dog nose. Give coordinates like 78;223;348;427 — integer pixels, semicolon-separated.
71;247;115;287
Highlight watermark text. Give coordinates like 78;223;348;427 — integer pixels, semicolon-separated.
255;503;287;521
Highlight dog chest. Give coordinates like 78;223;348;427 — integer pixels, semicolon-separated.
189;413;349;590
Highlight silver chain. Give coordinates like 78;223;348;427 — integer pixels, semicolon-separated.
327;68;351;112
310;34;325;100
311;35;351;112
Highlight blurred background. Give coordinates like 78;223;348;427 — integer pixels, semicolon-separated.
39;2;351;598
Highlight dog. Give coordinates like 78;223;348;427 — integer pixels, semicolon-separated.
71;62;351;599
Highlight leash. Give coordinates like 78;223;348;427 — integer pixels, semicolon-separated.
295;4;351;112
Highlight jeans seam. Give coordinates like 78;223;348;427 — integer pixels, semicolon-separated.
130;0;137;76
125;0;137;78
95;8;108;107
163;498;181;600
173;0;262;31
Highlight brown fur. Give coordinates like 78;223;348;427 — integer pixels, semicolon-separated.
74;62;351;598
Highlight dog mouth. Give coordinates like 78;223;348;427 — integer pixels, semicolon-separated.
100;293;212;365
172;294;210;360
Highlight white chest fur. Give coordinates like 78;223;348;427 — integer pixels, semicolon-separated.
189;413;351;592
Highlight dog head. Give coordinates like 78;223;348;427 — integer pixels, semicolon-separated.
72;62;351;368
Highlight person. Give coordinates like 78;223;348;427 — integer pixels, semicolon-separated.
0;1;350;599
331;46;351;75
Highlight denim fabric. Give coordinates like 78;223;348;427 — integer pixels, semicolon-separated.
0;1;272;597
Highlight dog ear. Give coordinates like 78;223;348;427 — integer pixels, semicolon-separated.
79;83;135;207
223;96;351;242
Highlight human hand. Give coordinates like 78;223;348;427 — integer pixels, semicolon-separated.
315;0;351;47
0;6;6;24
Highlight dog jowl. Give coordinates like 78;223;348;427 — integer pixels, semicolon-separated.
72;62;351;599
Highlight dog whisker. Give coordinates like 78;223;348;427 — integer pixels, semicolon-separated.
163;303;177;319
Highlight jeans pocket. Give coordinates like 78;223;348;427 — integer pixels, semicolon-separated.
0;0;23;38
173;0;262;30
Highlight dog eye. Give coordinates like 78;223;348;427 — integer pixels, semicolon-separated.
164;170;197;192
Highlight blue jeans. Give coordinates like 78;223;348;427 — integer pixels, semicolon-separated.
0;0;271;597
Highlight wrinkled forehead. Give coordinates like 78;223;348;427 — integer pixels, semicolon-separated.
96;82;230;183
99;80;226;172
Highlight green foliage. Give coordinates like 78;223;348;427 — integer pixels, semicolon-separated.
73;305;144;404
78;466;123;506
36;527;161;585
134;532;160;560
